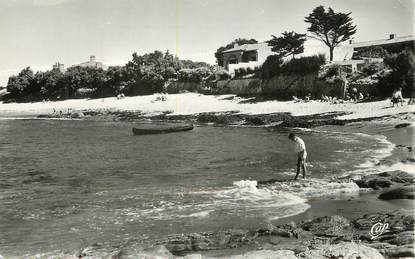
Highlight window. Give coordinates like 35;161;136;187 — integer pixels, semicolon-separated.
228;55;238;64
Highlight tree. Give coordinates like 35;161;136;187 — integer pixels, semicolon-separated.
214;38;258;66
267;31;306;58
305;6;356;61
35;69;64;99
7;67;35;97
377;49;415;97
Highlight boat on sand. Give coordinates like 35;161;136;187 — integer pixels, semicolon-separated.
132;122;194;135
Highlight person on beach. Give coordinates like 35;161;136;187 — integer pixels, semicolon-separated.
289;133;307;180
391;88;404;107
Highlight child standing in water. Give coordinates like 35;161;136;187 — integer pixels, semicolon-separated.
289;133;307;180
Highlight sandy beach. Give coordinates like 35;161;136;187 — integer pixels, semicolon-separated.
1;93;414;120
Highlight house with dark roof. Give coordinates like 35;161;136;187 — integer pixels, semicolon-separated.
221;42;273;72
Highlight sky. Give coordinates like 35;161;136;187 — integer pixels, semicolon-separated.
0;0;414;86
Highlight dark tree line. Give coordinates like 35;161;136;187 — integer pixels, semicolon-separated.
6;51;213;102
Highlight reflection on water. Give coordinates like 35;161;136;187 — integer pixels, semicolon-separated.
0;119;391;257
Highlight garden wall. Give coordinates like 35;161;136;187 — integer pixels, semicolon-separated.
164;81;201;94
216;74;344;99
216;78;262;95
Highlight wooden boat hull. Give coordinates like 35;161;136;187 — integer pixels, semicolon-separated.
132;123;194;135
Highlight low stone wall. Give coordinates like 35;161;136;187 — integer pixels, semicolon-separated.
216;78;262;95
166;74;344;99
165;81;201;94
216;74;344;99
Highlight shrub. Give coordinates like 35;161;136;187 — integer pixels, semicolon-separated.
280;54;326;75
214;67;232;80
260;54;325;79
376;48;415;97
360;62;384;76
318;64;344;82
259;55;283;79
178;67;212;82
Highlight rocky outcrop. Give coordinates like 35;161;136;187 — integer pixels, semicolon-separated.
300;215;354;240
395;122;412;128
378;185;415;200
353;170;414;191
352;209;414;258
158;229;258;255
353;171;415;200
300;242;385;259
156;210;414;258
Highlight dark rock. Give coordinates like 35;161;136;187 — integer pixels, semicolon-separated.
159;229;258;254
378;185;415;200
353;209;414;231
402;157;415;163
354;171;414;191
352;209;414;250
395;122;411;128
383;245;415;258
244;116;265;125
300;242;384;259
378;170;414;184
300;215;353;238
70;112;84;118
388;231;415;246
354;176;393;190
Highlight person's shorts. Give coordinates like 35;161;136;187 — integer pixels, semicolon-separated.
392;97;402;103
298;151;307;161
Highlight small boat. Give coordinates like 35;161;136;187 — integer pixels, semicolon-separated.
132;122;194;135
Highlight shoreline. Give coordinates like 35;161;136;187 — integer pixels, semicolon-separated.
1;94;414;258
1;93;414;121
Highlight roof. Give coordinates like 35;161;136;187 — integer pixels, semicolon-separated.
351;35;415;49
222;42;269;53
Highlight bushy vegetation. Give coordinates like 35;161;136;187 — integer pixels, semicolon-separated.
234;66;260;78
6;51;213;102
317;48;414;99
280;54;326;75
260;54;326;79
178;67;212;82
376;48;415;97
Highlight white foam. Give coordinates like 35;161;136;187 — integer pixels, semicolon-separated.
378;162;415;175
266;178;361;198
187;209;214;218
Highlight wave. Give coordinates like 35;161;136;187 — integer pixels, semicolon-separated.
377;162;415;175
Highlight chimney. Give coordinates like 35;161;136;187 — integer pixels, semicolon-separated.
389;34;396;40
233;43;239;48
90;55;96;62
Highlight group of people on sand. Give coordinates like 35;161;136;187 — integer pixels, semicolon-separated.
320;95;346;104
292;94;312;103
152;94;168;103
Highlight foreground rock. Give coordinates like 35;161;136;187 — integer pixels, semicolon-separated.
352;209;414;258
155;210;414;258
157;229;258;255
300;242;384;259
300;215;354;240
378;185;415;200
353;170;414;190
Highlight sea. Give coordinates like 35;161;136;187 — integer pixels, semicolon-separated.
0;118;413;258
